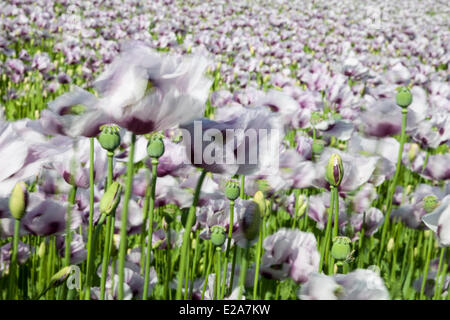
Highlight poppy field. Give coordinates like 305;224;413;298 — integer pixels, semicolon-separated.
0;0;449;301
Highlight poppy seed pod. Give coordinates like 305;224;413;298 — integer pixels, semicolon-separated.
98;124;121;152
9;182;28;220
147;135;165;158
395;86;413;108
241;201;261;241
210;225;226;246
331;236;351;261
99;181;122;215
423;195;439;213
325;153;344;187
225;180;240;201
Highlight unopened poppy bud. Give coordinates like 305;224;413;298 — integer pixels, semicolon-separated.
38;241;46;259
396;86;413;108
50;266;73;287
225;180;240;201
297;195;308;218
408;143;419;162
210;225;226;247
99;182;122;215
253;191;266;217
325;153;344;187
9;182;28;220
98;125;121;152
423;195;439;213
331;236;351;261
241;201;261;241
147;135;165;158
387;238;395;252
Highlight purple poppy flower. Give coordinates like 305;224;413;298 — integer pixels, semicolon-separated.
352;183;378;214
181;105;282;176
422;195;450;246
350;207;384;237
56;233;87;265
0;119;66;198
32;52;53;73
308;191;347;230
0;241;33;276
421;154;450;181
51;137;107;189
394;184;447;229
22;193;82;236
261;228;319;283
299;269;389;300
94;40;212;134
30;85;111;138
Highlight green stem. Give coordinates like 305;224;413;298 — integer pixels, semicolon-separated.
8;219;21;299
237;243;250;300
252;218;263;299
220;200;235;298
64;186;77;267
319;186;335;273
84;214;107;299
214;247;221;300
100;152;115;300
378;109;408;264
83;137;96;299
143;158;158;300
420;234;434;300
176;169;207;300
201;241;213;300
433;247;446;300
118;133;136;300
140;169;151;275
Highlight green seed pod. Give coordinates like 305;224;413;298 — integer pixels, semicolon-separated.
241;201;261;241
9;182;28;220
312;140;325;154
210;225;226;246
423;195;439;213
331;236;351;261
325;153;344;187
147;135;165;158
396;86;413;108
50;266;73;287
225;180;240;201
98;125;121;152
99;182;122;215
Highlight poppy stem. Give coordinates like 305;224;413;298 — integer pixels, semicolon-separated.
8;219;21;299
143;158;158;300
118;133;136;300
100;152;114;300
176;169;207;300
378;109;408;265
83;137;95;300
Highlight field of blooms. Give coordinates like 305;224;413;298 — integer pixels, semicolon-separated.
0;0;449;301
